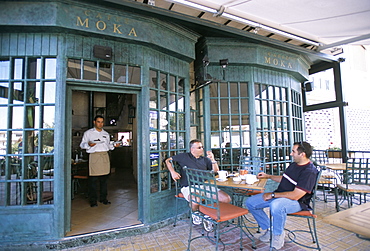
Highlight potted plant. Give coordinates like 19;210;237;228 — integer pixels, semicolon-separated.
327;147;342;158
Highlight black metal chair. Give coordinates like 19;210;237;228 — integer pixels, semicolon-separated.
184;167;256;251
334;158;370;212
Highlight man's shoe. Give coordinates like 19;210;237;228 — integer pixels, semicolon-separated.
99;200;111;205
203;215;214;232
90;201;98;207
192;212;202;225
272;231;285;250
259;229;271;243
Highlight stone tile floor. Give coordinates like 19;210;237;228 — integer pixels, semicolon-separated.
64;191;370;251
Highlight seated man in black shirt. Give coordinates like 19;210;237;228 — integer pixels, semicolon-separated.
165;139;231;224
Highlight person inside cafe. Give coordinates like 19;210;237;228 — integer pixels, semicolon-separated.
80;115;120;207
245;141;318;250
165;139;231;224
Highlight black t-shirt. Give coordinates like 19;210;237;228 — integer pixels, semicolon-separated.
171;152;213;187
275;161;318;211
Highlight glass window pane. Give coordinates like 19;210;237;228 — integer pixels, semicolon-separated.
160;73;167;90
41;130;54;153
179;115;185;130
177;96;184;111
160;92;167;110
150;111;158;129
128;66;141;85
43;106;55;128
0;107;8;129
45;58;56;79
230;99;239;114
14;59;23;80
150;132;158;150
0;60;10;80
230;83;238;97
178;78;184;94
114;64;126;83
67;59;81;79
241;99;248;114
170;75;176;93
83;60;97;80
44;82;55;103
169;112;176;130
240;83;248;96
26;82;39;104
150;90;157;109
169;94;176;111
210;99;218;114
220;82;228;97
149;70;157;88
159;112;168;130
98;62;112;82
27;58;40;79
12;106;24;129
220;99;229;114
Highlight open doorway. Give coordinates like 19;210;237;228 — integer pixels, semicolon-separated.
68;90;141;236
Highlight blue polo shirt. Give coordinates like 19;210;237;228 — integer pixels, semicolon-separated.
171;152;213;187
275;161;318;210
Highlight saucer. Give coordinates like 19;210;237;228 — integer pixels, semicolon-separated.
216;178;227;182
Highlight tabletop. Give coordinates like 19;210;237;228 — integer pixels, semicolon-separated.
325;163;347;170
323;202;370;238
215;177;267;191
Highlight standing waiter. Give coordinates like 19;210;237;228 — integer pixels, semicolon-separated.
80;115;120;207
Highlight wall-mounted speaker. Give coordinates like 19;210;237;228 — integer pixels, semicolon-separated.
93;45;112;60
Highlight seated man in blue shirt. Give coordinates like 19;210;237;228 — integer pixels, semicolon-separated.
246;141;318;250
165;139;231;224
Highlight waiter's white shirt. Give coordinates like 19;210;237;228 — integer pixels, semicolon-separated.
80;128;114;153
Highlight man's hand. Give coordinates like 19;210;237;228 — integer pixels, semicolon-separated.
262;192;274;201
206;151;215;161
88;142;97;147
170;171;181;180
257;172;269;179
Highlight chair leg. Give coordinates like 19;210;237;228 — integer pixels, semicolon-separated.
174;197;179;227
334;187;340;212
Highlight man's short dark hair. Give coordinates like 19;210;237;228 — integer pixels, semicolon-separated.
294;141;312;158
94;115;104;121
189;139;202;149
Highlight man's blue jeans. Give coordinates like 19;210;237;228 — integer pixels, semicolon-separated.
246;193;302;235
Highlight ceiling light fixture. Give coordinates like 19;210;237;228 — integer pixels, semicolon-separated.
169;0;216;14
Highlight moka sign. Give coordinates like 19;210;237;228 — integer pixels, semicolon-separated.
263;51;295;69
74;9;138;38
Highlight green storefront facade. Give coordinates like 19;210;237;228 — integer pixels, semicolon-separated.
0;0;340;246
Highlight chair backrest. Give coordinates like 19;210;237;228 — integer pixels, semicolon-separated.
184;167;221;219
311;150;329;165
310;163;323;214
239;156;265;175
345;158;370;186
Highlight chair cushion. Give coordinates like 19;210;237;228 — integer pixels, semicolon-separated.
199;202;249;222
337;184;370;193
288;210;317;218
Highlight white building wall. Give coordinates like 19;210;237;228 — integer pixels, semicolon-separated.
305;45;370;151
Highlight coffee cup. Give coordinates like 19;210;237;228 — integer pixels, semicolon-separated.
245;174;258;184
218;170;228;180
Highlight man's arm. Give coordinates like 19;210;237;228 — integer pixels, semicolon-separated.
206;151;219;172
257;172;282;183
165;158;181;180
263;187;306;201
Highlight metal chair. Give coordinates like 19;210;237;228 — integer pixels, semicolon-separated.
334;158;370;212
269;164;323;250
173;179;189;226
184;167;256;251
